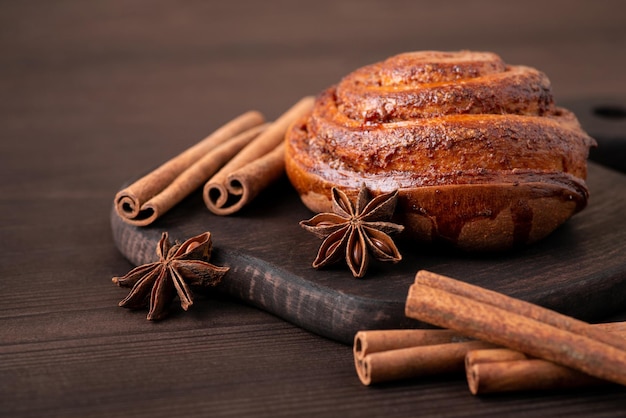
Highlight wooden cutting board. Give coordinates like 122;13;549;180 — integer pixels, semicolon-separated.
111;99;626;345
111;162;626;344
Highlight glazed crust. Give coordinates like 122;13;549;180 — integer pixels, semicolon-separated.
285;51;596;251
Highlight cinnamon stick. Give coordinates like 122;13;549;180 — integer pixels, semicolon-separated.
412;270;626;351
465;349;608;394
354;329;493;385
354;323;626;387
203;96;314;215
354;329;469;360
465;324;626;394
115;111;265;226
404;270;626;387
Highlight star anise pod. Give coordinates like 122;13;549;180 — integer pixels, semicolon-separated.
112;231;229;320
300;185;404;278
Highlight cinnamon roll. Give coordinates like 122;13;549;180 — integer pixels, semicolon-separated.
285;51;596;251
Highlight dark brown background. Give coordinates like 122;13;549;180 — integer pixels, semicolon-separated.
1;1;626;417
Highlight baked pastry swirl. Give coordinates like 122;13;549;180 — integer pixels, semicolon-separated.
285;51;596;251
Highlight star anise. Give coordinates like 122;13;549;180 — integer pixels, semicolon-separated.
300;185;404;278
112;231;229;320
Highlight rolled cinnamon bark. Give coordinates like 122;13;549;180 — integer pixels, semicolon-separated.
465;324;626;394
354;329;478;385
356;338;494;386
405;270;626;387
354;324;626;387
354;329;469;361
411;270;626;351
465;349;608;394
114;111;265;226
203;96;315;215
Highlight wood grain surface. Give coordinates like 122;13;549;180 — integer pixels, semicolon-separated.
2;1;626;417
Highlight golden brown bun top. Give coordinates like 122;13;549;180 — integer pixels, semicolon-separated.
287;50;596;191
337;50;551;121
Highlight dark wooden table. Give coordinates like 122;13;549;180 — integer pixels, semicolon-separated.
2;1;626;416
